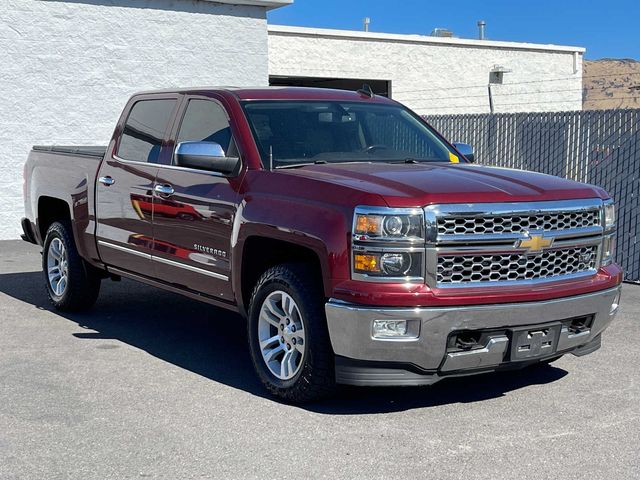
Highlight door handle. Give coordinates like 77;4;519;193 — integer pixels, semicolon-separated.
98;176;115;186
154;184;175;197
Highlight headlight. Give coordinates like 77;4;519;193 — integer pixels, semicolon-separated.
354;251;418;276
352;207;425;282
354;209;423;241
601;234;616;266
353;250;423;278
601;201;616;267
381;252;412;275
603;202;615;230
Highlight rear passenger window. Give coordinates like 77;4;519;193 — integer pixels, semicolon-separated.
117;99;176;163
175;100;233;159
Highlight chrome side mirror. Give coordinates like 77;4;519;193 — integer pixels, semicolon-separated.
452;142;475;163
175;141;240;175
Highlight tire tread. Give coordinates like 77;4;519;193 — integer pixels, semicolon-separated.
43;221;101;311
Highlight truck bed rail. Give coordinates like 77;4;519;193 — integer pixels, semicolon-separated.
32;145;107;158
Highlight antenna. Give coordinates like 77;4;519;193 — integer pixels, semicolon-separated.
269;145;274;171
357;84;375;98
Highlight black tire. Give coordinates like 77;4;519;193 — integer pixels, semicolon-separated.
42;221;101;311
247;263;336;403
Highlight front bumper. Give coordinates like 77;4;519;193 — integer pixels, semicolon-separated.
325;286;622;386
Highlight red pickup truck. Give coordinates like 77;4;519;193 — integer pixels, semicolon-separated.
22;87;622;402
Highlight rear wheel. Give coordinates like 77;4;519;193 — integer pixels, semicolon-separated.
43;221;101;311
247;264;335;403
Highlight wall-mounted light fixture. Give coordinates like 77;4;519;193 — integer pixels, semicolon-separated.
488;65;512;113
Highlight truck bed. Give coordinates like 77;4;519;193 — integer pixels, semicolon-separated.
23;144;107;257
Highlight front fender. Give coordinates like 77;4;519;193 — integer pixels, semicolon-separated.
232;198;357;315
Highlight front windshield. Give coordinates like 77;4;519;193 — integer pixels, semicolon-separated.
241;100;459;168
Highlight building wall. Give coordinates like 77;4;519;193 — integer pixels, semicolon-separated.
0;0;271;239
268;26;583;115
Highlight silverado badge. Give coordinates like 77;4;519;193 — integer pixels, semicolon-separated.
194;244;227;258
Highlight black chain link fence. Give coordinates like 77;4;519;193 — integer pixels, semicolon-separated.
424;109;639;282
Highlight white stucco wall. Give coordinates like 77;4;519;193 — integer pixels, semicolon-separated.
268;26;584;115
0;0;277;240
0;10;585;240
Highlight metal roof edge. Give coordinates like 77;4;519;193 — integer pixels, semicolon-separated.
268;24;586;54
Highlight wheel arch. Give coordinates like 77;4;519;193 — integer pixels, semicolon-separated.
37;196;72;242
237;235;329;317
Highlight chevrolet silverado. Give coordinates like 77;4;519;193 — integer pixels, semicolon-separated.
22;87;622;402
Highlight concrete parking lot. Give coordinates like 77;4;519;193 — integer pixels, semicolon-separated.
0;239;638;479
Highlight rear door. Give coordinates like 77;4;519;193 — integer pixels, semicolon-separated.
151;96;243;300
95;96;178;276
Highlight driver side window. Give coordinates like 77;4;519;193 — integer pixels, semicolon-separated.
174;100;236;164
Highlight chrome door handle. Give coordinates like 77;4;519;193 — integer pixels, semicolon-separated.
154;184;175;196
98;176;115;186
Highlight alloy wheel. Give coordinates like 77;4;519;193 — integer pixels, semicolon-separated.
258;290;307;380
47;237;68;297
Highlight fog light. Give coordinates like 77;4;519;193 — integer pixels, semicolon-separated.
601;234;616;266
373;319;408;338
610;290;621;315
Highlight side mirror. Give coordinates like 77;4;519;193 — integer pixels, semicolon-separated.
175;141;240;175
452;142;475;163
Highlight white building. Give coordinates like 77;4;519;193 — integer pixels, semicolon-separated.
268;25;584;115
0;0;584;239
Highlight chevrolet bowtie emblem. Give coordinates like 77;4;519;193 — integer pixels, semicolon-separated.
518;233;553;253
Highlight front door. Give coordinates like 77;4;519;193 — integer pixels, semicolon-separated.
95;97;178;276
151;98;242;301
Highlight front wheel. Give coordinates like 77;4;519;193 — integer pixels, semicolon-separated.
247;264;335;403
43;221;101;311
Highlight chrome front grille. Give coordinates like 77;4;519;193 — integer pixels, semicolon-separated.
424;199;605;288
437;245;598;284
437;209;600;236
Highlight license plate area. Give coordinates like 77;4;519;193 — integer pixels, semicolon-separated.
510;322;562;361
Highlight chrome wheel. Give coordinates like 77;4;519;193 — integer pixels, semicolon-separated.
47;237;68;297
258;290;306;380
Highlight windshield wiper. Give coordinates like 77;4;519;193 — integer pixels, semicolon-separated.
275;160;372;170
386;158;440;164
275;160;327;169
386;158;420;164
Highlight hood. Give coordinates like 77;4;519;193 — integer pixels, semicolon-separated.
279;162;608;207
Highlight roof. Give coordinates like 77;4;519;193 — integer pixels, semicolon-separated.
228;86;397;102
134;86;398;103
268;25;586;54
204;0;292;10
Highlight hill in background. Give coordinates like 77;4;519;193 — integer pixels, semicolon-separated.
583;59;640;110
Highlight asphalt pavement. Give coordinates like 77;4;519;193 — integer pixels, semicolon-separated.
0;239;638;479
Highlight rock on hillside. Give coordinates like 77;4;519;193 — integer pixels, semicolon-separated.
583;59;640;110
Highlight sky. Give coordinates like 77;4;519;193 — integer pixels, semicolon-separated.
268;0;640;60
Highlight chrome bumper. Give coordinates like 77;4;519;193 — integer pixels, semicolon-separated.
325;286;621;386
